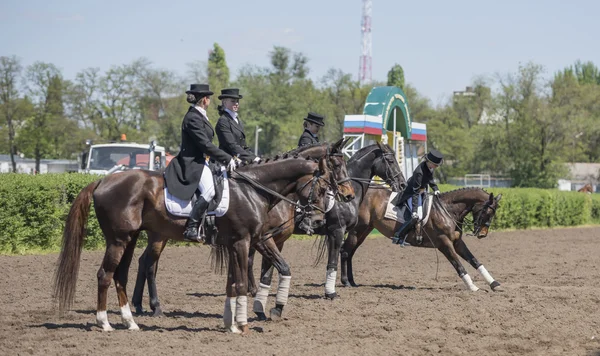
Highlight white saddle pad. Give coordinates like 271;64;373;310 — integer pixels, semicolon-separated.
384;192;433;225
164;171;230;218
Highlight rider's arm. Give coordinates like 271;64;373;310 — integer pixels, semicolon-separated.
185;114;232;164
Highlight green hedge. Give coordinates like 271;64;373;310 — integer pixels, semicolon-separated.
0;174;598;254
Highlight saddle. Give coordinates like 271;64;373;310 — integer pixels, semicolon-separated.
164;162;230;244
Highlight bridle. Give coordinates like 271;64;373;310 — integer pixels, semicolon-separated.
325;145;352;202
472;200;496;236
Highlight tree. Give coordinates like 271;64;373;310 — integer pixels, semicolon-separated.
387;64;405;89
0;56;25;171
21;62;66;171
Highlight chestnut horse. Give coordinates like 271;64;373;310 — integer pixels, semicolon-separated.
247;142;407;320
340;187;502;292
131;140;353;318
578;183;593;194
53;145;354;335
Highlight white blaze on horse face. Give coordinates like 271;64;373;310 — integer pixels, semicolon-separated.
96;310;114;331
120;303;139;330
275;275;292;305
253;283;271;314
325;269;337;295
236;296;248;326
477;265;495;285
460;274;480;292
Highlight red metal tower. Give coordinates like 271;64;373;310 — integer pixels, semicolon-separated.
359;0;372;85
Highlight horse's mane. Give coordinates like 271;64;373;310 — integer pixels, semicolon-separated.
440;186;489;199
236;143;324;168
347;144;381;165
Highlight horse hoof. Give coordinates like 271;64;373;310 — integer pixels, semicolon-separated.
325;292;337;300
124;321;140;331
341;281;351;287
255;312;268;321
269;307;283;322
240;324;250;336
226;325;242;334
349;281;358;287
98;323;114;332
134;305;144;315
490;281;503;292
152;308;164;317
248;289;258;297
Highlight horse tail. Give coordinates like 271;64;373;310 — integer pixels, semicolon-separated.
209;244;229;275
312;234;328;267
53;179;101;316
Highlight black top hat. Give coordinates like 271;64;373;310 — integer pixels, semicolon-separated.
303;112;325;126
425;150;444;165
186;84;213;96
218;88;243;100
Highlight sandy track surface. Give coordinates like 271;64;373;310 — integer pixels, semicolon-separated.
1;227;599;355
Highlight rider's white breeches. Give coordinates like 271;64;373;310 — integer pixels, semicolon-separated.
198;164;215;201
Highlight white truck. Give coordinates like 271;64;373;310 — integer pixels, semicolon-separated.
79;140;172;175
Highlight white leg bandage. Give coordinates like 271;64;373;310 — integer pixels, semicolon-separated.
477;265;495;285
223;297;240;333
275;275;292;306
236;296;248;326
460;274;480;292
253;283;271;314
325;269;337;295
120;303;139;330
96;310;114;331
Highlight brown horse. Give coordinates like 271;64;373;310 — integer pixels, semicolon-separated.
53;145;354;335
340;187;502;292
246;142;407;319
131;140;353;318
578;183;594;194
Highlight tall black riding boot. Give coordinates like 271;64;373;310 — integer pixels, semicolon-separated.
183;197;210;243
392;218;417;245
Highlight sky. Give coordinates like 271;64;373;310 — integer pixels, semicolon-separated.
1;0;599;106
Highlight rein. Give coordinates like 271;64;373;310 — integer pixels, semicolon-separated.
231;168;327;214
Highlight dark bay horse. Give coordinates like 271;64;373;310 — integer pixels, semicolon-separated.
340;187;502;292
132;140;354;317
248;143;407;319
53;148;354;335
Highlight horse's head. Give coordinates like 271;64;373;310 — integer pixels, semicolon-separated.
293;156;341;234
471;192;502;238
326;138;355;202
373;142;406;192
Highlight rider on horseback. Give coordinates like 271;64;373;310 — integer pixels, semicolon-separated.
164;84;238;243
298;112;324;147
392;149;443;245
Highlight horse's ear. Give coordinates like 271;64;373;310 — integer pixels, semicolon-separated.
376;141;383;150
342;136;351;147
495;194;502;202
489;192;494;202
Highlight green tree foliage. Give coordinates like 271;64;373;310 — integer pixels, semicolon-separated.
0;56;26;171
386;64;405;90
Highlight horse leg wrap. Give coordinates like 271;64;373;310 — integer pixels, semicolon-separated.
120;303;139;330
275;275;292;306
236;296;248;326
460;273;480;292
253;283;271;314
325;269;337;295
477;265;495;285
96;310;114;332
223;297;241;333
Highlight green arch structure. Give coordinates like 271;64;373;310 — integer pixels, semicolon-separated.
363;86;412;138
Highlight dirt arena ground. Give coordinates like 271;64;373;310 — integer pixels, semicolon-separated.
1;227;599;356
